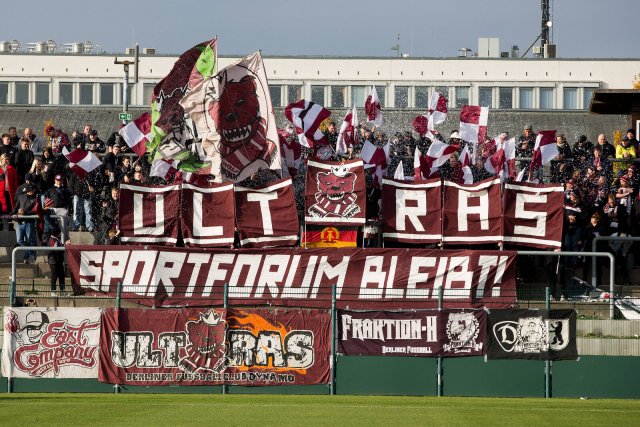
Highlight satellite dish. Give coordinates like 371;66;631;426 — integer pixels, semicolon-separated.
84;40;93;53
10;39;20;52
47;39;56;53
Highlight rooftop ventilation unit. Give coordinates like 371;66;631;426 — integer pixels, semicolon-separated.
47;40;56;53
143;48;156;55
10;40;20;52
125;47;136;55
0;41;11;53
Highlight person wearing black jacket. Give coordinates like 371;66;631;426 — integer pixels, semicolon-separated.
12;138;35;183
11;184;39;263
47;226;66;295
43;174;72;239
69;169;98;231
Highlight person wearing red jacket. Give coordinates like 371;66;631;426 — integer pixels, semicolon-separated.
0;153;18;231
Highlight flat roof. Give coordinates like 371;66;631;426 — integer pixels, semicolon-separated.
589;89;640;114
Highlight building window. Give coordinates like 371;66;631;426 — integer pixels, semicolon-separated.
100;84;114;105
539;87;554;109
311;86;325;106
395;86;409;108
59;83;73;105
35;82;50;105
268;85;282;107
0;82;7;104
15;82;29;104
455;87;469;107
331;86;346;108
434;86;449;101
479;87;492;107
499;87;513;109
583;88;594;110
563;87;578;110
287;85;302;104
79;83;93;105
351;86;366;107
377;87;386;108
415;87;429;109
140;84;155;107
519;87;534;109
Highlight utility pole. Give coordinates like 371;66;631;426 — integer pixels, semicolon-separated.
541;0;551;53
114;44;139;124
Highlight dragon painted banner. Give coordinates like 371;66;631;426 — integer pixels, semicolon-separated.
338;309;487;357
67;246;516;309
2;307;100;379
99;308;330;386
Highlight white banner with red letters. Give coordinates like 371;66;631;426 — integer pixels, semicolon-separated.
181;182;235;248
234;178;299;248
502;182;564;249
442;177;503;245
381;178;442;243
119;184;181;245
2;307;100;379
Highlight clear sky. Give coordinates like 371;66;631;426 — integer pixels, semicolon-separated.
2;0;638;58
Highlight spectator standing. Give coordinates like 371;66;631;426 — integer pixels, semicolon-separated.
596;133;615;159
43;174;72;239
45;125;70;155
22;128;44;153
47;226;66;296
517;124;536;172
102;143;121;184
85;130;106;154
0;153;18;213
550;133;573;183
7;127;19;146
572;135;593;170
13;138;35;183
69;170;97;231
0;133;18;165
615;136;636;174
11;183;39;263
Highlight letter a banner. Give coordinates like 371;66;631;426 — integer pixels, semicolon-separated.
305;159;366;225
99;308;330;386
2;307;100;378
487;309;577;360
119;184;181;245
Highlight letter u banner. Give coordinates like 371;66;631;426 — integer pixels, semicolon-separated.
99;308;330;386
2;307;101;378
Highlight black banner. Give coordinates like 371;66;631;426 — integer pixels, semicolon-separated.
338;310;487;357
487;309;577;360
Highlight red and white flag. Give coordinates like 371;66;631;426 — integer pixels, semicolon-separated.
529;130;558;172
459;145;473;184
427;91;448;132
62;147;101;178
119;112;152;157
459;106;488;162
415;141;460;180
336;106;358;156
150;158;179;181
365;85;382;127
278;127;302;178
394;160;406;180
360;140;388;188
485;136;516;182
284;100;330;148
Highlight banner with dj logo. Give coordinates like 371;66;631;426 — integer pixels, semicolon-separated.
99;308;330;386
487;309;577;360
2;307;101;378
338;310;487;357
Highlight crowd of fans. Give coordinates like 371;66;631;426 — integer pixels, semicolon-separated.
1;121;639;293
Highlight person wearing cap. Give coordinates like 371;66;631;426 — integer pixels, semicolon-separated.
47;226;67;296
615;135;636;174
15;172;36;201
11;183;39;263
102;143;121;183
45;125;70;155
21;311;50;344
86;129;106;154
449;130;463;145
572;135;593;171
626;128;638;150
42;173;72;240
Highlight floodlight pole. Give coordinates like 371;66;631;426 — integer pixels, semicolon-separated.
114;45;138;124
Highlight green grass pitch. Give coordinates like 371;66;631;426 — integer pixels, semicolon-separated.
1;394;639;426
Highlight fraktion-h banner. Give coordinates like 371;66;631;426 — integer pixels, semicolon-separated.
338;310;487;357
2;307;100;378
99;308;330;386
67;246;517;309
487;309;578;360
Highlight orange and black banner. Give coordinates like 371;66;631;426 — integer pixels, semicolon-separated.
302;225;358;248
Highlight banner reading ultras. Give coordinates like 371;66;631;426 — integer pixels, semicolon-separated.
2;307;100;379
339;310;487;357
99;308;330;386
67;246;516;309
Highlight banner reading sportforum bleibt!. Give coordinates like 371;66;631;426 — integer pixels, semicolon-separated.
67;246;517;309
99;308;330;386
338;310;487;357
2;307;100;378
487;309;578;360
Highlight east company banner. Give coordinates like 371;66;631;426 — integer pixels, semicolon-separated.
338;310;487;357
2;307;100;379
99;308;330;386
487;309;578;360
67;246;517;309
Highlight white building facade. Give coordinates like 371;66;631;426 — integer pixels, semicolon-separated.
0;52;638;111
